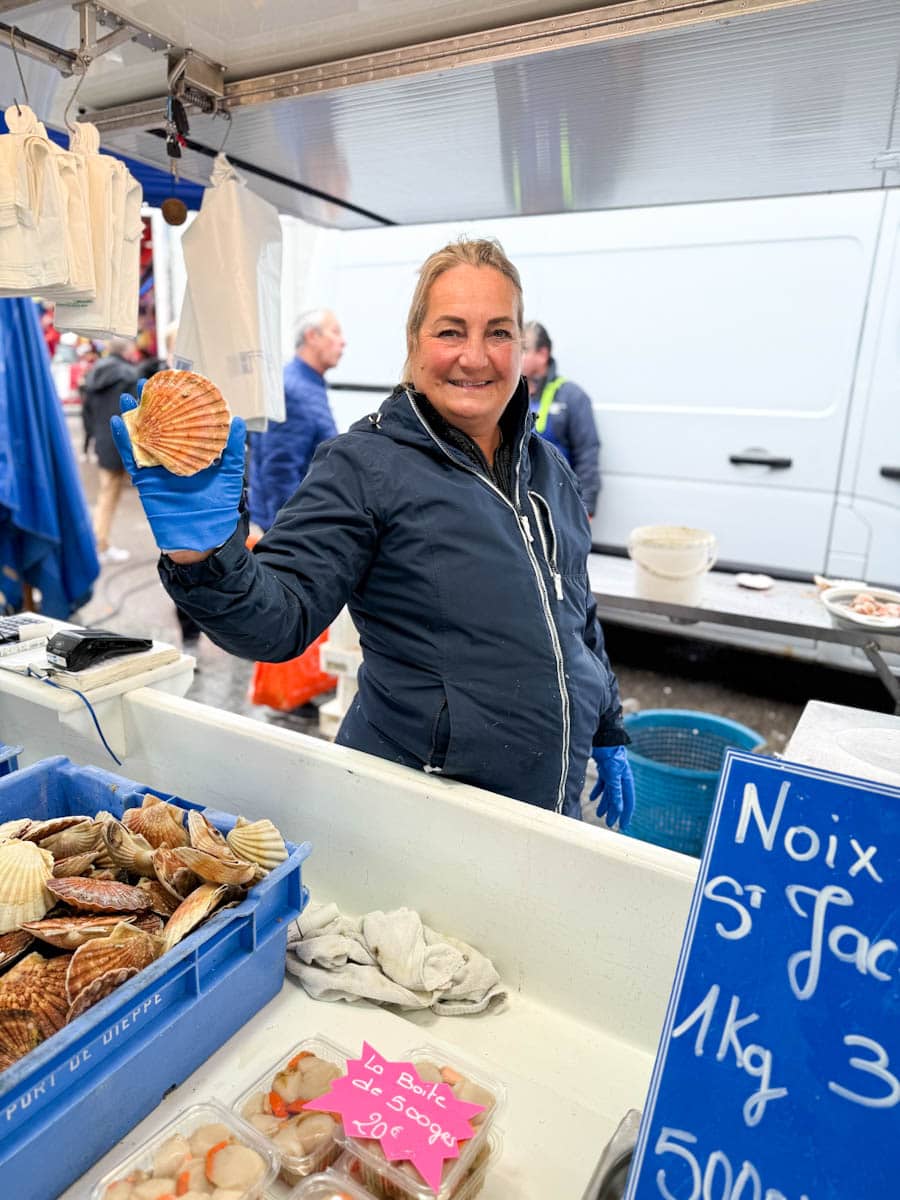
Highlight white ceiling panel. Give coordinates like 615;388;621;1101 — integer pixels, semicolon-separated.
6;0;900;226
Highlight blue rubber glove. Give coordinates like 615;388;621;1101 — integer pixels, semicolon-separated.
110;390;246;553
590;746;636;830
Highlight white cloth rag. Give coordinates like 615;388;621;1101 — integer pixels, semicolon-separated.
286;902;506;1016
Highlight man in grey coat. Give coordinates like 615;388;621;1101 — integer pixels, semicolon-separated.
522;320;601;517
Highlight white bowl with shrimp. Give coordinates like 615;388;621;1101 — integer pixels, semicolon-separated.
820;585;900;631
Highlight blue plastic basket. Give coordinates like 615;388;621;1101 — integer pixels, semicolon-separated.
624;709;765;857
0;756;311;1200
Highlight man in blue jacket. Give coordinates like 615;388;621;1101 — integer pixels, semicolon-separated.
522;321;601;517
249;309;345;530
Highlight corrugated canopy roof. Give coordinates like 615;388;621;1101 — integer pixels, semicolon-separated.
4;0;900;225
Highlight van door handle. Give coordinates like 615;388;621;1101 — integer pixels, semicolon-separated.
729;452;793;469
880;466;900;480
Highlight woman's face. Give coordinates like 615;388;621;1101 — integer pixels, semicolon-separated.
410;265;522;438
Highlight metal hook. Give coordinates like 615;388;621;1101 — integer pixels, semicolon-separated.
8;27;30;114
215;108;233;155
63;56;89;134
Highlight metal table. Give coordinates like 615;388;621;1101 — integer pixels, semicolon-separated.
587;554;900;713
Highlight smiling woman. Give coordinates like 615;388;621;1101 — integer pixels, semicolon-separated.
112;237;635;826
407;260;523;463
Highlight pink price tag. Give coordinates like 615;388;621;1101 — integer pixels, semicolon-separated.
304;1042;485;1191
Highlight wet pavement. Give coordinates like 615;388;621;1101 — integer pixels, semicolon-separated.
68;410;892;759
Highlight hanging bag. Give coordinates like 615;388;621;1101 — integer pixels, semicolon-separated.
175;153;284;429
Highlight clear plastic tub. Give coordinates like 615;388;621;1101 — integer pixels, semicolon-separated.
287;1167;375;1198
402;1046;505;1135
232;1036;351;1185
335;1046;505;1200
91;1101;278;1200
334;1129;502;1200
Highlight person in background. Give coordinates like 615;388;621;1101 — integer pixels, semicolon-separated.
248;309;345;531
522;320;601;518
81;338;138;565
111;239;634;829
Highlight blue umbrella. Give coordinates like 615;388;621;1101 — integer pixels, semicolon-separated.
0;299;99;616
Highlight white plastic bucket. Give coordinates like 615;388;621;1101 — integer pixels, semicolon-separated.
627;525;717;606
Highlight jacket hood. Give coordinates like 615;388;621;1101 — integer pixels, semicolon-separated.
84;356;135;393
352;377;534;460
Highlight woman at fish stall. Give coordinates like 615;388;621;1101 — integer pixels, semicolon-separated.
111;238;635;826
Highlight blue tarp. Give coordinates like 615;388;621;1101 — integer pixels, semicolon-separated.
0;299;99;617
0;112;205;211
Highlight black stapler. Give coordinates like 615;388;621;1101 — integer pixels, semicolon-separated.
46;628;153;673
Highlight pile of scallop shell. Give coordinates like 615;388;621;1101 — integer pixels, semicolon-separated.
122;369;231;476
0;799;287;1071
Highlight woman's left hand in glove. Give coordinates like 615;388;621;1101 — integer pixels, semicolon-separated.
590;746;636;830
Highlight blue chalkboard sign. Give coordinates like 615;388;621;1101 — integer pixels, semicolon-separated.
625;750;900;1200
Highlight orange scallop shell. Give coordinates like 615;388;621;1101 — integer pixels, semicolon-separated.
0;929;34;972
66;924;158;1005
0;1009;42;1070
0;954;70;1038
122;369;231;476
20;913;133;950
45;876;152;913
66;966;140;1023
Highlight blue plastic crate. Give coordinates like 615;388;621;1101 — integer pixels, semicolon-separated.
0;756;310;1200
624;709;765;857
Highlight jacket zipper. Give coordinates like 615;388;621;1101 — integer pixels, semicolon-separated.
528;491;564;600
406;392;571;814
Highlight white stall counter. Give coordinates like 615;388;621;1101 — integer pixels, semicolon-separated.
0;674;697;1198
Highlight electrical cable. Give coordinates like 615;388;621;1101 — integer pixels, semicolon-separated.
24;667;123;765
0;658;124;767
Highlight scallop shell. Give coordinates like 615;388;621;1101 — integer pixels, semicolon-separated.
226;817;288;872
136;877;183;917
0;929;34;973
122;369;231;476
162;883;229;953
0;819;33;842
66;966;139;1024
23;815;91;843
171;845;256;886
124;802;188;850
0;840;55;933
45;876;152;914
102;819;156;877
130;911;164;936
52;850;101;878
66;923;159;1005
0;954;70;1037
151;847;199;900
187;810;231;858
39;821;102;861
20;913;134;950
0;1009;43;1071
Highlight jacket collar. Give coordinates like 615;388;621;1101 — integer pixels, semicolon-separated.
362;378;531;449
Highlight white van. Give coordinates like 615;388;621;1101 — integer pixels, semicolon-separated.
292;188;899;587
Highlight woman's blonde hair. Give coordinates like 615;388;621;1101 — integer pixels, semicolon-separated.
402;237;524;385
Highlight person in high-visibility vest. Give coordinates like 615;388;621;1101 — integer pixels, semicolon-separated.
522;321;601;517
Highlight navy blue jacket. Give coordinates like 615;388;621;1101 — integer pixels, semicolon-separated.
248;357;338;529
529;363;601;514
160;382;625;818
